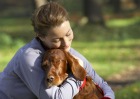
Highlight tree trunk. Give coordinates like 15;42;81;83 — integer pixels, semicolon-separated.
134;0;140;8
108;0;121;13
83;0;105;26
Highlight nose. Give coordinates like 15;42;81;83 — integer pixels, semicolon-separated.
47;76;54;83
61;38;68;48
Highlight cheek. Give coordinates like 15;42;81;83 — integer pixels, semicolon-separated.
50;43;61;49
70;32;74;40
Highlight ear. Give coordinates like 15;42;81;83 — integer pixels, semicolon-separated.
64;51;86;81
41;60;48;70
41;53;49;70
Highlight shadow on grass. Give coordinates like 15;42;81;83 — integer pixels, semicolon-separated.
108;80;139;91
106;66;140;91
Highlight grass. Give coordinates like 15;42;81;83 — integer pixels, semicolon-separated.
106;17;140;27
0;18;35;42
0;38;25;71
72;39;140;78
116;82;140;99
0;17;140;99
1;35;139;79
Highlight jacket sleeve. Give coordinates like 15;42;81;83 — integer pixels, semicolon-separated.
84;60;115;99
69;48;115;99
40;76;81;99
14;49;81;99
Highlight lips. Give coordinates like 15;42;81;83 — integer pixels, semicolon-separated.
64;45;69;49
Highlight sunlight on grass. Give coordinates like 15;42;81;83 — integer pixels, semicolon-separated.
0;47;23;71
1;39;139;75
0;50;15;71
106;17;140;27
0;36;25;72
1;25;32;32
72;39;140;78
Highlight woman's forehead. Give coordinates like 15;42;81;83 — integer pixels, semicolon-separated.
47;21;71;37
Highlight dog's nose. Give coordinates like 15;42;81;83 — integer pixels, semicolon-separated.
47;76;54;82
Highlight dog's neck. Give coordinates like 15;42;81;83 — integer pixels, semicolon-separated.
79;78;86;90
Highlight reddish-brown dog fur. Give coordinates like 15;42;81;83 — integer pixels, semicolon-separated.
42;49;104;99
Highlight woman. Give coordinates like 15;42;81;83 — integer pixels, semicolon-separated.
0;2;115;99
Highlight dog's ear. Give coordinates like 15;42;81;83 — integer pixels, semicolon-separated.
41;52;50;70
41;59;48;71
64;51;86;81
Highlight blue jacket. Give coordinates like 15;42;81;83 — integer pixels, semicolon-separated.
0;38;115;99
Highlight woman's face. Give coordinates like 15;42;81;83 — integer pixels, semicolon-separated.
39;21;74;52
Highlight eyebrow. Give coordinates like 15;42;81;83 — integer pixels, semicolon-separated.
66;29;71;34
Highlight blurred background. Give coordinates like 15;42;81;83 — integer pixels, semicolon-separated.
0;0;140;98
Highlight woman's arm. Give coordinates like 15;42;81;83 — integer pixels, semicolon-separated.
69;48;115;99
40;75;81;99
81;59;115;99
14;49;81;99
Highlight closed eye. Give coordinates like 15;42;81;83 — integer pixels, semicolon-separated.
51;39;60;43
66;30;72;37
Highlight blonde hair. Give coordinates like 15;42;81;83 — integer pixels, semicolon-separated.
31;2;69;35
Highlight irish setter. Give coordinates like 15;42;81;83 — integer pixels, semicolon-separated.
42;49;104;99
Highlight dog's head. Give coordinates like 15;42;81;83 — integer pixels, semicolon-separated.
42;49;68;88
42;49;86;88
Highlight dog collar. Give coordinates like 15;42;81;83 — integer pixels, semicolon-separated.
79;78;86;90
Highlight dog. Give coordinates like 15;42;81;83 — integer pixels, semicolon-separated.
42;49;104;99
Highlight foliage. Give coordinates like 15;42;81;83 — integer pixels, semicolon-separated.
0;33;25;48
0;33;25;70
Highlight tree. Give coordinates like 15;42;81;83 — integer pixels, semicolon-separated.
134;0;140;8
83;0;105;26
108;0;121;13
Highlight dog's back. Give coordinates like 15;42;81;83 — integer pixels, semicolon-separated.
74;76;104;99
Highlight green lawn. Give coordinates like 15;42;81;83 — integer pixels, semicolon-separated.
0;17;140;99
72;39;140;78
116;82;140;99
